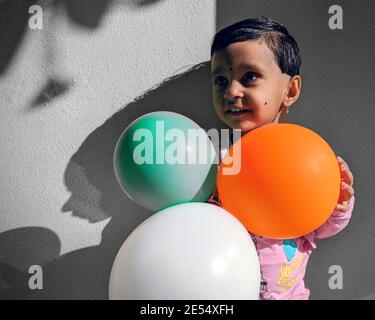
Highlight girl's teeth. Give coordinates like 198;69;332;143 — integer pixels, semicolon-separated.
229;108;246;113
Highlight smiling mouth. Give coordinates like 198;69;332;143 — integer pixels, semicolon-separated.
225;107;252;115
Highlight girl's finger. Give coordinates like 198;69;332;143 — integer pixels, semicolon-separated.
340;164;354;186
338;157;354;185
340;182;355;201
337;156;349;168
335;202;349;212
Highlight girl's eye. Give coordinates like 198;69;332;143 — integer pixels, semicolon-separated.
214;75;228;88
242;72;258;84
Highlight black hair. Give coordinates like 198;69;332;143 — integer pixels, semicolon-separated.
210;17;301;76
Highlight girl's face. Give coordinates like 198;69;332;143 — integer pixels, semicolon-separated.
211;39;292;133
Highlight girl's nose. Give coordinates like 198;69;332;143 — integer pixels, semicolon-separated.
224;79;244;101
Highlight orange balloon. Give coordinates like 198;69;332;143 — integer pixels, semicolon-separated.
217;124;341;239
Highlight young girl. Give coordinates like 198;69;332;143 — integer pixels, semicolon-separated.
208;17;355;300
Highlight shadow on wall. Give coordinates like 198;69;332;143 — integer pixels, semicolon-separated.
0;62;225;299
1;0;108;76
0;227;61;299
0;0;166;73
0;0;165;108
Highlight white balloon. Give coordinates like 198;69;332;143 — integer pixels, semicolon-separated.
109;202;260;300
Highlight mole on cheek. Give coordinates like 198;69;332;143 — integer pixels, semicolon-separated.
264;102;268;106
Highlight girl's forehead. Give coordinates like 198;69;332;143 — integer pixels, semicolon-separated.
211;41;279;74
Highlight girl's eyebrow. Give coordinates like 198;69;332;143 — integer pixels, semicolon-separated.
212;66;226;75
212;63;264;75
237;62;264;73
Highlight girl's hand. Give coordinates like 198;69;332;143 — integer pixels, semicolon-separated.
335;156;355;212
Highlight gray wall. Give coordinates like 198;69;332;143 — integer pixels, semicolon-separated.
216;0;375;299
0;0;374;299
0;0;220;299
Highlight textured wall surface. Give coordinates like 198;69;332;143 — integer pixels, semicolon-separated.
1;0;374;299
0;0;219;299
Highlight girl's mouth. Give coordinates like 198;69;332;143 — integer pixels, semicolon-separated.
225;107;252;116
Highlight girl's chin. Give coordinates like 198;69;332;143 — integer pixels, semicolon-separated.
228;120;259;132
220;113;268;132
226;116;277;133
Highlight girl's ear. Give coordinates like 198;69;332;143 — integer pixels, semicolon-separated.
283;75;302;108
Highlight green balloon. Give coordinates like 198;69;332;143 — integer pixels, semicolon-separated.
114;112;218;211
